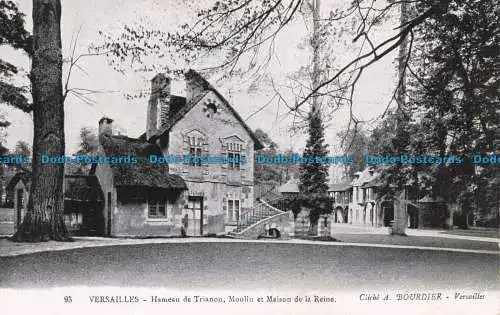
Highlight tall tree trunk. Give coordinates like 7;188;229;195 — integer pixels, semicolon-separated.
11;0;70;242
311;0;320;116
391;0;408;236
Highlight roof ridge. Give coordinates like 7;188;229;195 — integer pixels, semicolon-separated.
153;69;263;150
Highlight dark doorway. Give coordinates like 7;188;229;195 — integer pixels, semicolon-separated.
187;196;204;236
107;192;112;236
382;202;394;227
16;189;23;228
408;205;419;228
86;205;105;236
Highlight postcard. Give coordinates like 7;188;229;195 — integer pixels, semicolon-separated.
0;0;498;314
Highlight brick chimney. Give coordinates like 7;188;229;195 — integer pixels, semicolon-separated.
98;116;113;136
147;73;171;140
185;69;208;104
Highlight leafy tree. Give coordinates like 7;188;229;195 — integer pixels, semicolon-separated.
68;126;99;174
373;0;499;229
337;127;370;180
0;0;33;116
254;129;299;185
253;128;279;184
298;110;329;233
13;140;31;156
299;111;329;195
407;0;498;229
77;126;98;155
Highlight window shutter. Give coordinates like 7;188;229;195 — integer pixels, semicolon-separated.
202;138;209;152
220;143;228;169
239;154;246;171
200;137;208;173
202;138;209;166
182;135;190;150
182;135;190;166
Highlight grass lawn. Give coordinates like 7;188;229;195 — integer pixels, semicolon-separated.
442;227;499;239
1;242;498;290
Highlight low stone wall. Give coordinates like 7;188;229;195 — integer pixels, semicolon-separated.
318;214;333;237
293;209;334;237
294;215;309;237
235;211;294;240
0;208;14;221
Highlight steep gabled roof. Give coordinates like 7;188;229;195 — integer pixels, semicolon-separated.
6;172;31;190
98;134;187;190
278;178;300;194
328;183;352;192
361;177;383;188
351;167;377;186
155;69;264;150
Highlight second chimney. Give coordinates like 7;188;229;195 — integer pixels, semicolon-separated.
99;116;113;136
147;73;171;140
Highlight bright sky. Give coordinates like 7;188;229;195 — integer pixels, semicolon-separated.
2;0;398;158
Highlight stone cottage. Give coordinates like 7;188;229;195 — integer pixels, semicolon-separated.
92;70;263;237
328;182;351;223
345;166;454;229
11;172;105;235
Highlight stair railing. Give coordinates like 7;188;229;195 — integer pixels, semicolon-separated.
235;200;284;232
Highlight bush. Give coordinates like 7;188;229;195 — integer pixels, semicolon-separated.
268;194;333;222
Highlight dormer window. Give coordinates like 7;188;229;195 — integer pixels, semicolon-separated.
220;135;246;172
227;142;243;170
182;129;208;167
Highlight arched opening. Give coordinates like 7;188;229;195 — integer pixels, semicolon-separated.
335;206;344;223
369;203;374;226
362;205;367;224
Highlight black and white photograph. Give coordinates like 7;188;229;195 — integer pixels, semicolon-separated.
0;0;498;314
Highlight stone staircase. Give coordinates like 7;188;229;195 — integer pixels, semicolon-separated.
227;200;288;238
254;182;280;201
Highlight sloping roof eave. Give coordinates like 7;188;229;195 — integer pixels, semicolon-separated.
328;184;352;192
